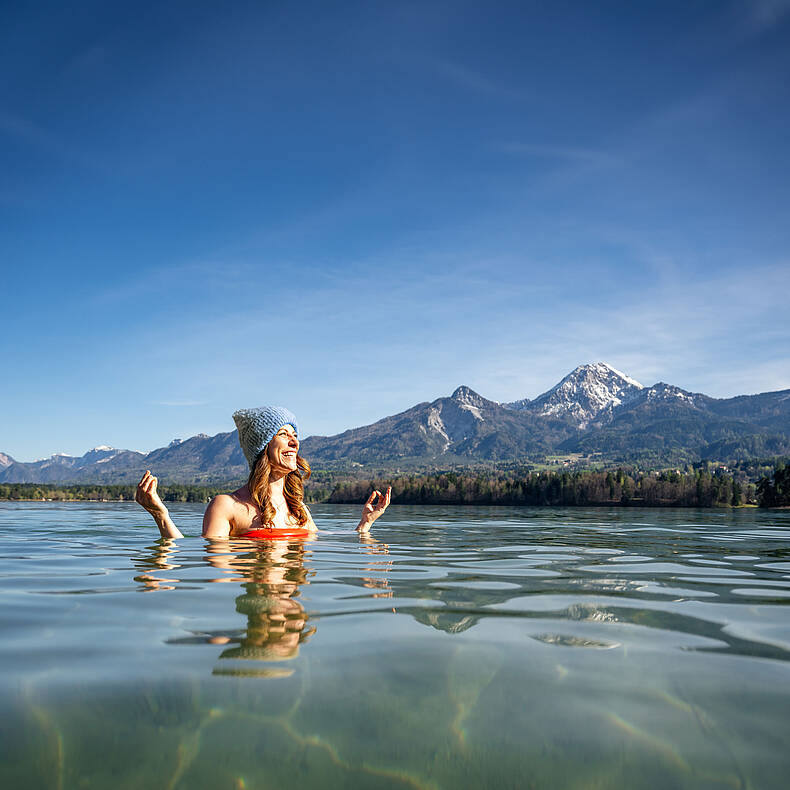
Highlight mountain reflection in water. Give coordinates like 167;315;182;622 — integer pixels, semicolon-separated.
1;502;789;789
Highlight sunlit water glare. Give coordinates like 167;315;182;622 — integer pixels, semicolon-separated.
1;502;789;789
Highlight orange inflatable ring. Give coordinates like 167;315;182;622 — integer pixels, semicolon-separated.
241;528;311;540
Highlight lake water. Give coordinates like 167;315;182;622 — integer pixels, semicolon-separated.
1;502;789;789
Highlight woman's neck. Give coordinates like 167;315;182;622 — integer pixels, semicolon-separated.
267;472;286;502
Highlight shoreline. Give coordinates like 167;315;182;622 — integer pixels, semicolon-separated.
3;464;777;508
0;497;764;509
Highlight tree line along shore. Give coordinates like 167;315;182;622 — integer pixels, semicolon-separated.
2;462;788;508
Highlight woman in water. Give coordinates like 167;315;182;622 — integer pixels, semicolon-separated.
135;405;391;539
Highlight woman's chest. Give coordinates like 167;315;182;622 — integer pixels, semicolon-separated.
231;502;298;534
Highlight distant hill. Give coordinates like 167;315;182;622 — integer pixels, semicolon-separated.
0;436;247;485
2;363;789;483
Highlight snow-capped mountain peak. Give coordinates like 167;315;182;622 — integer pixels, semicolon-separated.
531;362;644;426
451;385;484;403
591;362;642;389
79;446;124;466
450;386;488;420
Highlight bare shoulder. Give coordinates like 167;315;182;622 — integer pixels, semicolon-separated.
206;493;237;514
202;493;238;538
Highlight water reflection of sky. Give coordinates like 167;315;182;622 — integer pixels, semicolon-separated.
1;503;789;788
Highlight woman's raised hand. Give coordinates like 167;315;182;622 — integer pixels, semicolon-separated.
356;486;392;533
136;470;166;515
135;471;184;538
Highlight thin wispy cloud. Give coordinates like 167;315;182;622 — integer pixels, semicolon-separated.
740;0;790;31
496;142;618;167
483;262;790;402
2;2;788;459
427;56;526;101
0;111;106;174
153;400;208;407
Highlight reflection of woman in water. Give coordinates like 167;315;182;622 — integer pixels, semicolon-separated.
208;541;316;676
135;405;390;539
135;533;318;676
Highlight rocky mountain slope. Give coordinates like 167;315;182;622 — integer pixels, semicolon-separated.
504;362;644;425
300;385;575;464
3;363;789;483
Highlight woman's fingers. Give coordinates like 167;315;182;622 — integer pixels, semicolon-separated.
375;487;391;510
359;487;392;532
365;487;392;509
137;471;160;503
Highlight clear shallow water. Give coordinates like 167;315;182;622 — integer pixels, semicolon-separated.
1;503;789;789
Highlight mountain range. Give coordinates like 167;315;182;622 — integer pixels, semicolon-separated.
3;363;789;484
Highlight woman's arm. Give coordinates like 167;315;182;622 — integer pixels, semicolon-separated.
135;471;184;539
356;487;392;533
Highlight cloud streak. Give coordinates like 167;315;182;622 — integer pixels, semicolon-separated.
479;261;790;402
425;55;527;101
740;0;790;31
0;111;107;174
496;142;618;167
153;400;208;407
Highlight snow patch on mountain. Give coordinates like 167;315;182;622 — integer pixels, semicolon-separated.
460;402;483;420
31;453;78;467
451;386;486;421
78;446;126;468
531;362;643;426
427;407;451;450
0;453;14;469
641;382;698;405
503;397;531;411
600;363;641;389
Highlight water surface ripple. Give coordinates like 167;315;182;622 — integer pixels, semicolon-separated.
1;502;789;789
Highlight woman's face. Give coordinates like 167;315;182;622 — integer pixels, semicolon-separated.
267;424;299;473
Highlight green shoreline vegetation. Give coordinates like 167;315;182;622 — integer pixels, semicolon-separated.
2;460;788;507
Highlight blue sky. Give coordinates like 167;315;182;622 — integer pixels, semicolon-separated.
2;0;789;461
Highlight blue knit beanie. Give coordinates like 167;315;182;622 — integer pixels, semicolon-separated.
232;406;299;470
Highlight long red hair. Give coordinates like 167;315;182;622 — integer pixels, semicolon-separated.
248;451;311;526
